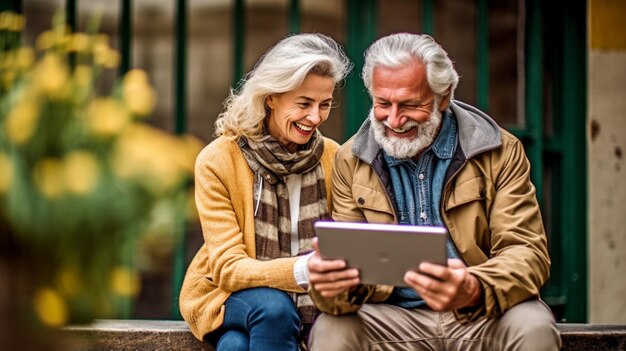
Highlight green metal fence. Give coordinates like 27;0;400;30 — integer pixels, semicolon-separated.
8;0;588;323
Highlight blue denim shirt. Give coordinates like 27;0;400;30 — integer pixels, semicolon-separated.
384;111;460;308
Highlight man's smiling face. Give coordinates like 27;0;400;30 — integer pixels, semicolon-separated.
370;59;448;159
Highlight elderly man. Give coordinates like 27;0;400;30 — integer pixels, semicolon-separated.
306;33;561;350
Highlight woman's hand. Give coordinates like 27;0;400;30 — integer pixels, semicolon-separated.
307;238;360;298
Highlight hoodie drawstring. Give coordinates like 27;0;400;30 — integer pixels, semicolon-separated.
254;173;263;217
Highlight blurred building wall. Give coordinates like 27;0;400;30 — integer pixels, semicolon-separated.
588;0;626;324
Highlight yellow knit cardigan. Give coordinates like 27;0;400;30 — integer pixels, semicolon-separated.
179;135;339;341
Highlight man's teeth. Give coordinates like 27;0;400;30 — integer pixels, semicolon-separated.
295;123;313;131
390;127;411;133
385;122;417;134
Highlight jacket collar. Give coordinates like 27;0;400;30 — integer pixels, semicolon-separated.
351;100;502;164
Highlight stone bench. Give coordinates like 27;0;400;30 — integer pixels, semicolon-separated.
63;319;626;351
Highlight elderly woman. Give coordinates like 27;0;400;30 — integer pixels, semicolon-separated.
179;33;351;351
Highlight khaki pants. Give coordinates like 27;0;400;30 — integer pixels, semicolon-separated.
309;300;561;351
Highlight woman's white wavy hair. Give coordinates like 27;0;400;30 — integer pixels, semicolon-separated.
362;33;459;105
214;33;352;139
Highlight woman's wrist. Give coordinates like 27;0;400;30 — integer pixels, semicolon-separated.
294;252;314;289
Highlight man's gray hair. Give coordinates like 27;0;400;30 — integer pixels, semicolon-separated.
362;33;459;104
215;33;352;139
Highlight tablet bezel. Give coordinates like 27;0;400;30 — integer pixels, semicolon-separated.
314;221;448;286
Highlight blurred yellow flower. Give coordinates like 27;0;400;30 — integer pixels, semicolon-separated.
103;50;120;69
0;12;24;31
73;65;92;87
33;158;65;198
56;265;82;297
36;54;69;98
2;70;14;88
176;134;203;173
122;69;156;116
15;47;35;70
72;65;93;103
1;16;196;324
110;266;141;297
52;24;71;45
63;150;100;195
93;42;119;69
93;33;108;43
5;100;40;145
0;12;11;30
0;152;13;193
69;33;89;52
36;30;54;51
0;47;34;72
11;14;25;32
112;124;183;192
87;98;129;136
33;288;68;327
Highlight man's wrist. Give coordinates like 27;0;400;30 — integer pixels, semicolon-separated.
465;274;483;307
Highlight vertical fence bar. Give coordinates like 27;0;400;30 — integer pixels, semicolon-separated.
524;0;571;320
522;0;552;317
476;0;489;112
171;0;188;320
559;0;587;323
117;0;133;319
1;0;22;55
345;0;360;140
344;0;376;140
66;0;77;30
289;0;300;34
174;0;187;135
233;0;245;86
0;0;22;13
65;0;77;68
525;0;544;205
365;0;376;42
525;0;565;319
421;0;434;35
119;0;132;76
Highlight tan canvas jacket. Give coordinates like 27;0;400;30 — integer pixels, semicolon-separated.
310;101;550;323
180;135;339;341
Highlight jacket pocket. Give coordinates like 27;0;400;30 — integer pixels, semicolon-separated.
352;183;395;218
445;176;486;211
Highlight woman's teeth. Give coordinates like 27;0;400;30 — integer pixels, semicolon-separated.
295;123;313;131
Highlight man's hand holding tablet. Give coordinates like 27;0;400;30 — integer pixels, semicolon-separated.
308;221;482;310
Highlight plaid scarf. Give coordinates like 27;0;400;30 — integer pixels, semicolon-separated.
239;130;329;328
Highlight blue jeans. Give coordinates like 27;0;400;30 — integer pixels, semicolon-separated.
210;287;301;351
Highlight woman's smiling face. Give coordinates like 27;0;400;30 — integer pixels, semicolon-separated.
266;73;335;153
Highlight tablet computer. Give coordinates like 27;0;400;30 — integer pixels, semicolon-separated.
314;221;448;286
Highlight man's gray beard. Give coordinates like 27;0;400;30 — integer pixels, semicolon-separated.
371;107;443;159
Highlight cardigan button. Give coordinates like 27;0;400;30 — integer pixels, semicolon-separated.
357;197;365;205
